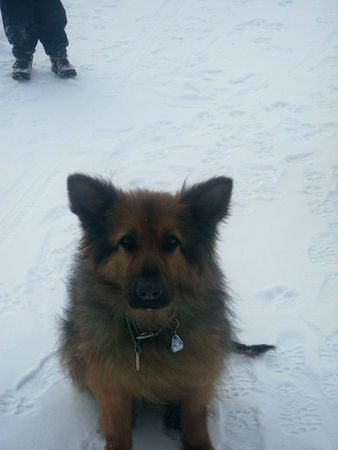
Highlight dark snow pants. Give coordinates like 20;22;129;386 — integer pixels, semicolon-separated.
0;0;69;58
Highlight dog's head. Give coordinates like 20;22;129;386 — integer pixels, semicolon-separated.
67;174;232;313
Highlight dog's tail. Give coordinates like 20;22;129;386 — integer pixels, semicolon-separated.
231;340;276;357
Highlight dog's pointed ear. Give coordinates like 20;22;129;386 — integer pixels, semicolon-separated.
67;174;116;228
181;177;233;230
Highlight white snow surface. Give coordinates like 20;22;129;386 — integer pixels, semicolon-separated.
0;1;337;449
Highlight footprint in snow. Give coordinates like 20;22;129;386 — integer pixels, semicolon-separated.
279;394;322;435
308;224;338;267
321;372;338;401
0;283;26;316
220;363;257;400
255;286;298;309
266;343;306;375
229;74;256;85
285;152;313;164
317;272;338;305
0;352;61;416
265;101;291;111
318;330;338;365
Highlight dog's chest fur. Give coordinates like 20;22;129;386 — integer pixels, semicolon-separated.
83;312;228;403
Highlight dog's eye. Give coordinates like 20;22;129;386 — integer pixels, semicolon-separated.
164;235;180;251
119;234;136;251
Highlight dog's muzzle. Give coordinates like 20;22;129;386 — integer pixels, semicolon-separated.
128;269;172;309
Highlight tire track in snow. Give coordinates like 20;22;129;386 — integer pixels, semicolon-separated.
0;86;107;253
0;166;62;250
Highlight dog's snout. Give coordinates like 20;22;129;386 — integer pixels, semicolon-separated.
136;277;163;301
128;264;172;310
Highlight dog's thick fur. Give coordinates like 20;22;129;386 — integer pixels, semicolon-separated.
59;174;272;450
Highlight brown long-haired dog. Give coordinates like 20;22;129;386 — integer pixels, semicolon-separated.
59;174;274;450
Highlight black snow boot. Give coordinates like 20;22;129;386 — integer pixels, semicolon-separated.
51;56;77;79
12;55;33;81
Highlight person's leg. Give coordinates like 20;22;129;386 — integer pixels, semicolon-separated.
34;0;68;57
0;0;37;58
0;0;37;79
34;0;76;78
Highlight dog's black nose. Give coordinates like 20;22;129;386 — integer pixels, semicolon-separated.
136;277;163;302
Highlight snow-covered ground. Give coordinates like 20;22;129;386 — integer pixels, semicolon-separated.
0;1;337;449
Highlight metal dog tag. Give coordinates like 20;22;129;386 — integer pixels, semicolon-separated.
136;351;140;371
171;334;184;352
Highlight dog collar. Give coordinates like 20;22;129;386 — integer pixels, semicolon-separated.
125;310;184;371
